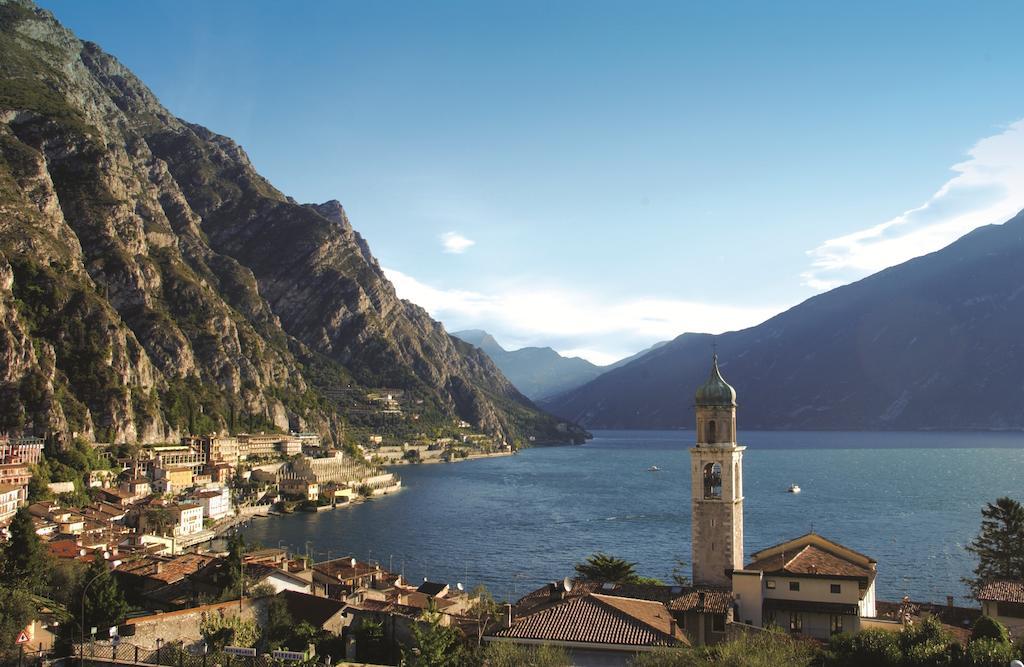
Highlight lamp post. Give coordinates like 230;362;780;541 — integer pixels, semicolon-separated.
80;569;107;665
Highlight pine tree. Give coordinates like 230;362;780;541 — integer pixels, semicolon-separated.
1;507;52;593
965;497;1024;594
77;558;128;638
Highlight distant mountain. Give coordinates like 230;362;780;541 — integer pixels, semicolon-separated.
452;330;607;400
605;340;669;371
543;210;1024;431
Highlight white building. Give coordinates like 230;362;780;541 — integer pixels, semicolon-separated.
0;484;23;525
189;487;232;521
733;533;877;640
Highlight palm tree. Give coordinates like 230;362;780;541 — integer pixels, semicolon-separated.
574;553;639;583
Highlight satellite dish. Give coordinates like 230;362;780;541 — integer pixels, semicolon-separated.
350;558;357;567
562;577;573;593
456;582;464;592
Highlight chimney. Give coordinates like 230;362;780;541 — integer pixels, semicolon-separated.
669;615;678;637
947;596;954;608
504;603;514;630
155;562;162;574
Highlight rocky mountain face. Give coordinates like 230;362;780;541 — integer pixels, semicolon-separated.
544;210;1024;431
452;329;605;400
0;0;577;446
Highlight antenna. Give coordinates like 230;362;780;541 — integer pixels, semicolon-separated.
562;576;573;593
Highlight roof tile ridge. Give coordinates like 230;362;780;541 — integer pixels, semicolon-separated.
784;544;811;570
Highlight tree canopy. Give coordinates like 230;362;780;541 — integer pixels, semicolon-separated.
965;496;1024;594
574;552;641;583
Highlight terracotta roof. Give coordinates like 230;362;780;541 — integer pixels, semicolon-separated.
515;580;732;616
0;483;24;494
494;593;687;647
977;580;1024;604
747;544;871;580
313;557;380;580
115;553;216;584
347;598;422;619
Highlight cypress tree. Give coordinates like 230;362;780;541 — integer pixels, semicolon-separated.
965;497;1024;594
1;507;52;593
78;557;128;638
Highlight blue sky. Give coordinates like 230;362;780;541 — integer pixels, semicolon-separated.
39;1;1024;363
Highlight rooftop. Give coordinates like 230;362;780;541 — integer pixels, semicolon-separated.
977;580;1024;604
493;593;687;647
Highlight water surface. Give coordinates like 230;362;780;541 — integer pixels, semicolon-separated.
242;430;1024;604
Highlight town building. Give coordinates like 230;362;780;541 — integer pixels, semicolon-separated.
278;438;303;457
237;433;283;460
152;465;194;493
188;487;232;521
200;435;239;466
0;483;23;524
0;435;44;465
488;581;691;665
733;532;877;639
977;581;1024;637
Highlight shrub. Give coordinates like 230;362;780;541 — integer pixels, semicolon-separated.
970;615;1010;644
962;637;1015;667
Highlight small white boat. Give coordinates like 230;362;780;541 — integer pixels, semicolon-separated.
648;466;661;472
788;484;801;494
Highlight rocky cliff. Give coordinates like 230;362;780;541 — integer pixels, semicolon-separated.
0;0;576;446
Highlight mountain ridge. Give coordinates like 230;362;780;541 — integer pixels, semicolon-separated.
543;210;1024;431
0;0;579;446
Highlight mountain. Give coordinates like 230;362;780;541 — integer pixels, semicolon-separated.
604;340;669;371
0;0;580;446
543;209;1024;431
452;330;605;400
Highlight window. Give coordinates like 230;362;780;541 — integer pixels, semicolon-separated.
703;462;722;499
830;614;844;635
712;614;725;632
789;612;802;633
789;581;800;591
997;602;1024;618
766;580;776;590
708;420;717;443
831;584;842;594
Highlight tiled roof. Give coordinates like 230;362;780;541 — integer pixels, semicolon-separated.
747;544;871;579
667;588;735;614
494;593;687;647
115;553;216;584
977;580;1024;603
515;580;732;617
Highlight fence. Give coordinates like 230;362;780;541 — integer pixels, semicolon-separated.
73;642;291;667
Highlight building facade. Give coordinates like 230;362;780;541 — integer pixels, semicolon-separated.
689;355;745;587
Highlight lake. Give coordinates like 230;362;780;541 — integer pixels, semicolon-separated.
241;429;1024;605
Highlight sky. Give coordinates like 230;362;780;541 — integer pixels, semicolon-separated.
37;1;1024;364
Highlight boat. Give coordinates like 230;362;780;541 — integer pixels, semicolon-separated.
648;466;661;472
788;484;801;493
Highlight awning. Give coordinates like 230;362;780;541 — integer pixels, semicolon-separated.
763;598;858;615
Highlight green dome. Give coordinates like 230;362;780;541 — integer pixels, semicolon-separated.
695;354;736;406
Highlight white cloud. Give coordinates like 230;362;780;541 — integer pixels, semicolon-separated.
803;119;1024;290
385;267;782;364
440;231;475;254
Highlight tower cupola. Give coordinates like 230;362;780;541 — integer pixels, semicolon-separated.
695;354;736;407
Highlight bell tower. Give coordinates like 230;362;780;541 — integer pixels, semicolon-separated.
690;354;745;587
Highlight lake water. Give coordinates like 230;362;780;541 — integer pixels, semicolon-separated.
241;430;1024;605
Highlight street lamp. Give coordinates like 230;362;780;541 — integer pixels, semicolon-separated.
80;568;108;665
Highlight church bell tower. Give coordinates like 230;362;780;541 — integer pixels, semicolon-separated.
690;354;745;587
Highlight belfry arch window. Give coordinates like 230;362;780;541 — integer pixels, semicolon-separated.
707;420;717;443
703;462;722;499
